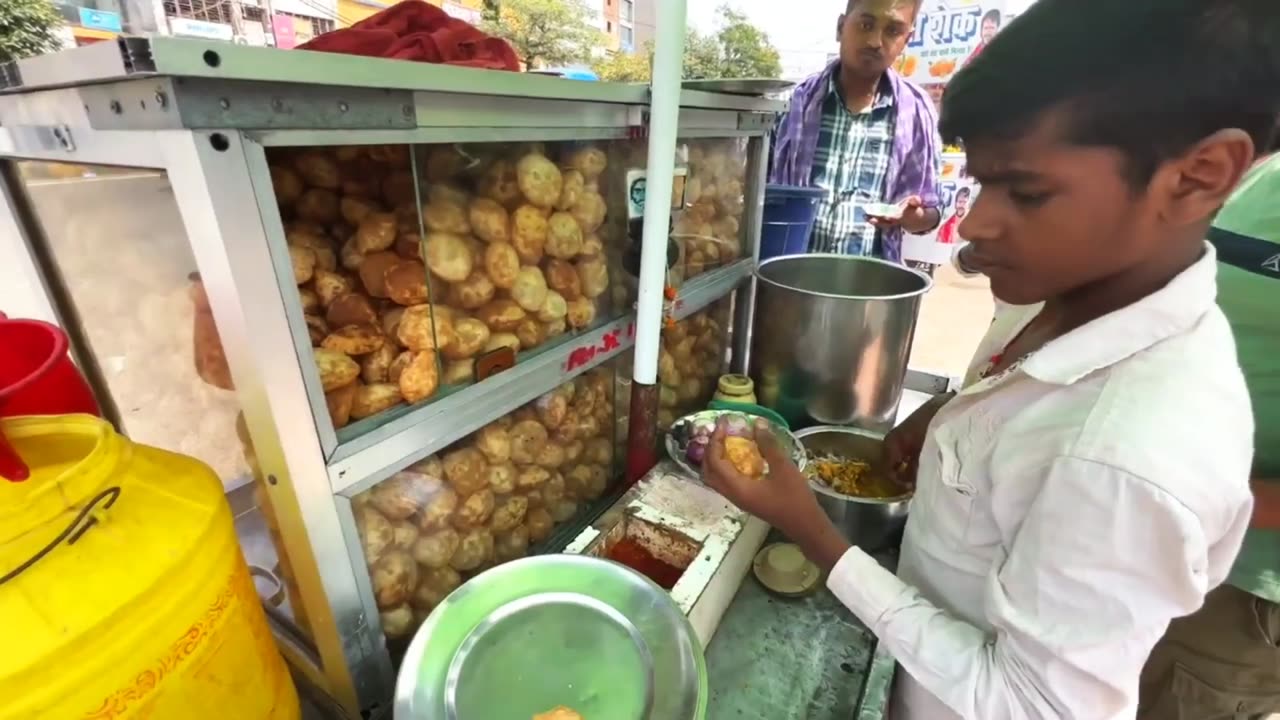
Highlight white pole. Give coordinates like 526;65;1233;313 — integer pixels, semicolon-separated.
633;0;687;386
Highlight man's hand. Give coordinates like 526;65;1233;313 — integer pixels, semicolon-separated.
884;392;954;487
701;417;851;571
868;195;940;234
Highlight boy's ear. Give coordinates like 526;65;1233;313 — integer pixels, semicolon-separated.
1155;129;1255;227
837;14;846;43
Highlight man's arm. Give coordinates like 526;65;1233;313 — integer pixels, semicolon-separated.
901;108;944;235
818;456;1248;720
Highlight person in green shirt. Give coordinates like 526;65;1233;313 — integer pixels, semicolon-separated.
1138;136;1280;718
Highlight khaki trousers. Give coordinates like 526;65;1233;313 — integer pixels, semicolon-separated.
1139;585;1280;719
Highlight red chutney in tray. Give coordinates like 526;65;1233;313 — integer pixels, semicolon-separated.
606;538;685;590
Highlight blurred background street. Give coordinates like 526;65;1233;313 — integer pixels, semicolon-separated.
909;262;996;381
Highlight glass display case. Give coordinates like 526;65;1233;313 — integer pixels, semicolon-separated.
350;362;620;648
0;36;780;718
671;139;749;284
264;140;638;438
657;299;733;431
12;161;318;641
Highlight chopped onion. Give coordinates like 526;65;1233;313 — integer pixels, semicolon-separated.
686;435;710;465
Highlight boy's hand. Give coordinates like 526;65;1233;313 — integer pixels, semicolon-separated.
701;418;822;537
702;417;853;572
883;392;954;487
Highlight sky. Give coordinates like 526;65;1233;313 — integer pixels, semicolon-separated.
684;0;1041;80
687;0;848;79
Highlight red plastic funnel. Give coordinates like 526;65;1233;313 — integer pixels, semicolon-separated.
0;312;100;480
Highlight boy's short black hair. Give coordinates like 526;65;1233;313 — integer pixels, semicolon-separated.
955;186;972;199
940;0;1280;186
981;9;1000;24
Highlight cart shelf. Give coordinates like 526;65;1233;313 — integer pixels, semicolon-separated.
0;38;781;719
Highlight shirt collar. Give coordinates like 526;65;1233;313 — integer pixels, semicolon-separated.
1020;242;1220;385
828;69;895;113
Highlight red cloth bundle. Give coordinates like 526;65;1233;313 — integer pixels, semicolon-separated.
299;1;520;72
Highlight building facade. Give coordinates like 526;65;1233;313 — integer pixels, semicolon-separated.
51;0;128;46
631;0;654;49
593;0;647;53
337;0;483;27
46;0;484;52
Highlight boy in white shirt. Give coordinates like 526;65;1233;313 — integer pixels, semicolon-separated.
702;1;1279;718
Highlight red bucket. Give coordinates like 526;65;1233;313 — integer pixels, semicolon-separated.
0;312;100;480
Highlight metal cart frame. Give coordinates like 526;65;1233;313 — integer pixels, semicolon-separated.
0;37;782;718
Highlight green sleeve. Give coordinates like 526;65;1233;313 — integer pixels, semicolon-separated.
1215;154;1280;245
1213;154;1280;476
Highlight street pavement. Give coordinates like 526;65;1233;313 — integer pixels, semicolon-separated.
909;262;996;380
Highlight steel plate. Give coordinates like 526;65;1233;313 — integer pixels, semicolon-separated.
665;409;808;481
395;555;707;720
682;78;796;96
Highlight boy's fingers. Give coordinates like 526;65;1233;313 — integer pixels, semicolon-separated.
703;421;737;487
884;440;905;468
753;420;790;465
703;449;747;501
711;418;728;446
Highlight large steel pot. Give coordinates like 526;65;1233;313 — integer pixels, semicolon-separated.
750;254;930;431
795;426;911;550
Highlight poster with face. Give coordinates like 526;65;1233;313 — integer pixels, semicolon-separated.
903;152;979;267
893;0;1012;87
897;2;1032;269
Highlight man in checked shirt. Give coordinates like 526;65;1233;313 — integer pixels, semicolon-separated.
770;0;942;260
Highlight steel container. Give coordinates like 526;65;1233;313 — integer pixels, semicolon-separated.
394;554;707;720
750;254;930;431
794;425;911;550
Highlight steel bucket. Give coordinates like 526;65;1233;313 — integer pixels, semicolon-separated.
749;254;931;431
794;425;912;550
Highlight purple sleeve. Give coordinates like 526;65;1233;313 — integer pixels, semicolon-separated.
915;101;943;209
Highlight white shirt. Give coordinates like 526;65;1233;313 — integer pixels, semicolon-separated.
827;243;1254;720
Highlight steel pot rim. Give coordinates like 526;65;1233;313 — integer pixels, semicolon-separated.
756;253;934;302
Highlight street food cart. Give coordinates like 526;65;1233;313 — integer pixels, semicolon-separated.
0;34;951;720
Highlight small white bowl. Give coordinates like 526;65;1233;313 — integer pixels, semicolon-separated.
862;201;904;220
752;542;821;597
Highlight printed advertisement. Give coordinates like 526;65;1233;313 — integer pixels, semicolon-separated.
271;15;297;49
903;153;978;268
893;0;1012;90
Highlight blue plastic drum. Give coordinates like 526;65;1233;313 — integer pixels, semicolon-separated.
760;184;826;259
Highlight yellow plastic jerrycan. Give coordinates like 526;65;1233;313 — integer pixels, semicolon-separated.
0;415;300;720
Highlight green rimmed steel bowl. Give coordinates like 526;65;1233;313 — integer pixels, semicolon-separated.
394;554;707;720
665;409;808;481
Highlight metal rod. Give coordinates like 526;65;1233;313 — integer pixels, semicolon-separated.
633;0;687;386
732;134;771;374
